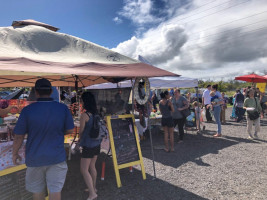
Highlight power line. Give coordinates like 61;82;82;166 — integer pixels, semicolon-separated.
167;0;250;26
175;0;244;23
184;26;267;49
188;10;267;36
189;19;267;42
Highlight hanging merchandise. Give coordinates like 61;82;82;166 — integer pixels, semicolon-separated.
133;77;150;105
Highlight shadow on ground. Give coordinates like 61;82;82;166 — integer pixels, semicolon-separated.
62;153;208;200
140;127;260;169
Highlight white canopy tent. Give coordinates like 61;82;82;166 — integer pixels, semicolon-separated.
84;76;198;89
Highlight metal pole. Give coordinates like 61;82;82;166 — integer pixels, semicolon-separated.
196;87;200;130
147;103;157;179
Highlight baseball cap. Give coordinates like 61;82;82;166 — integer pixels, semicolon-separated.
35;78;52;90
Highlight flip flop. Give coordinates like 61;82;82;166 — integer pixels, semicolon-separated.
164;148;169;152
87;195;98;200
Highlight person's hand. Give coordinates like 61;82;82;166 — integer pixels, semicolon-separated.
12;153;22;165
178;108;183;111
261;114;264;119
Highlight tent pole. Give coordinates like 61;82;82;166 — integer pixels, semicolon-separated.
196;87;200;130
147;103;157;179
131;79;134;114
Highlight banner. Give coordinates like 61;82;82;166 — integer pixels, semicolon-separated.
256;83;266;93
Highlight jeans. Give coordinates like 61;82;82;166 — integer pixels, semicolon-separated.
173;118;186;140
213;106;221;134
205;104;212;121
235;107;245;122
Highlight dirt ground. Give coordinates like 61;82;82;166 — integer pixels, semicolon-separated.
62;109;267;200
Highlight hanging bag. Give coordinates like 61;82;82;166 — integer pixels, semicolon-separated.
247;98;260;120
176;97;190;118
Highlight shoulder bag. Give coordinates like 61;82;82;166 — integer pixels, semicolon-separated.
178;97;190;118
247;98;260;120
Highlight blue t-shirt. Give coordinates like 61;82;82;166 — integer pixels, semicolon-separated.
14;98;74;167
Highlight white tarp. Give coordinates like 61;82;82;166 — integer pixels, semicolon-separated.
84;76;198;89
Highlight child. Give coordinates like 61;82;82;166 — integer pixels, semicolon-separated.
210;91;220;111
193;101;205;134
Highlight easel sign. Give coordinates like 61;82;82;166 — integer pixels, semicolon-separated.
106;114;146;188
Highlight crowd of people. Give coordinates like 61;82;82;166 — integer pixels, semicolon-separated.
8;78;266;200
158;84;266;152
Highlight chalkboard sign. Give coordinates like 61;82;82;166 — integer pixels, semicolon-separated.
0;166;32;200
110;117;139;165
106;114;146;188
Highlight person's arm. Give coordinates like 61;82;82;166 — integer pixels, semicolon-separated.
12;134;25;165
168;101;174;112
178;99;189;111
243;98;248;110
159;101;163;114
0;105;15;116
12;109;27;165
79;113;89;140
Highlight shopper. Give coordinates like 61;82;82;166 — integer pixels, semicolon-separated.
159;91;174;152
13;78;74;200
193;101;205;134
211;84;223;137
243;88;264;139
202;85;212;122
220;92;228;124
235;89;245;122
79;92;101;200
172;89;189;143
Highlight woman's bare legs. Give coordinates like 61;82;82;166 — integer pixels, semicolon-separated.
80;158;97;199
169;127;174;151
89;156;98;193
163;126;169;151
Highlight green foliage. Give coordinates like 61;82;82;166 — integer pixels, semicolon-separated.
198;79;254;92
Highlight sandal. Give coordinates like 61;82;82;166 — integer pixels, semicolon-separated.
213;133;222;137
164;148;169;152
87;195;98;200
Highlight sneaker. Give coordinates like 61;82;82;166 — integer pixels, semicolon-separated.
247;136;254;140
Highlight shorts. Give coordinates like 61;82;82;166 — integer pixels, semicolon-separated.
81;145;100;158
161;117;174;127
26;161;68;194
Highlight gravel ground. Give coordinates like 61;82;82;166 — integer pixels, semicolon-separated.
62;109;267;200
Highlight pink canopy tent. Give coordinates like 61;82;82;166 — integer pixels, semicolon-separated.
0;20;179;87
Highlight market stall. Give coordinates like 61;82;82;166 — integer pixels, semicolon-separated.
0;19;179;193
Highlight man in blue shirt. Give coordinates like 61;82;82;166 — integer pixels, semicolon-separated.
13;78;74;200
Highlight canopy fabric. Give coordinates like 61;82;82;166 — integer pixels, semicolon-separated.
84;76;198;90
235;73;267;83
0;24;178;87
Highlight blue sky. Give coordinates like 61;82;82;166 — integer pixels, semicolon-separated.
0;0;137;48
1;0;267;79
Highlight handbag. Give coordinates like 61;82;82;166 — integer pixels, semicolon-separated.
247;98;260;120
175;97;190;118
181;108;191;118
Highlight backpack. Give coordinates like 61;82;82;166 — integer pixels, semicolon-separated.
86;113;108;140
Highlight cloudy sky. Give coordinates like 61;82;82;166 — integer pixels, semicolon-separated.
111;0;267;80
1;0;267;80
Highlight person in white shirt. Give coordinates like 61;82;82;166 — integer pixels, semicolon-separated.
202;85;213;122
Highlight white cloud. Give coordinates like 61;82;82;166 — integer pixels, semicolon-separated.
113;0;267;80
117;0;163;25
113;17;123;24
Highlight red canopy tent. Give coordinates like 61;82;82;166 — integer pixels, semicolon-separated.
235;73;267;83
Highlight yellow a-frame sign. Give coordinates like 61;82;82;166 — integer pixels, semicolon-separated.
106;114;146;188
